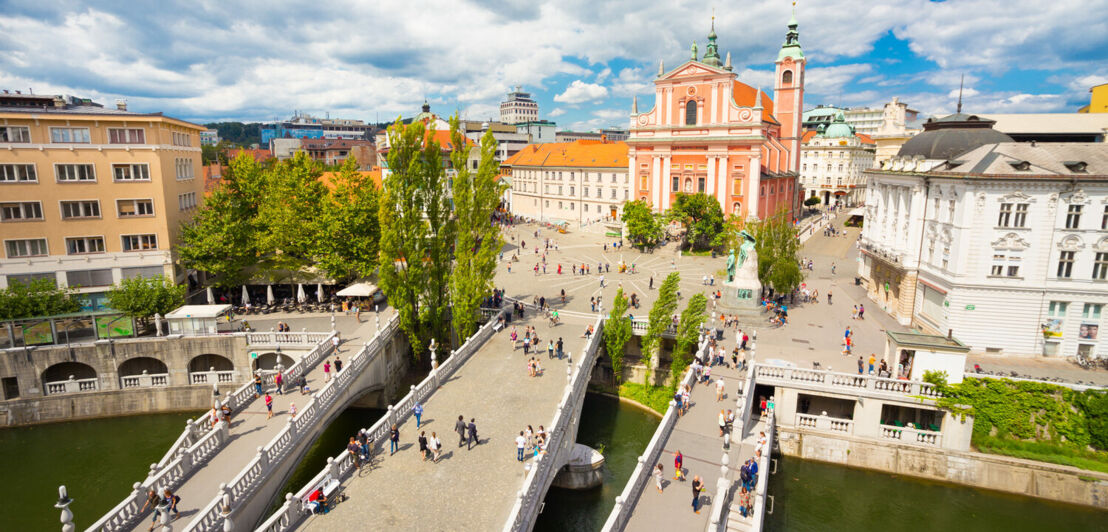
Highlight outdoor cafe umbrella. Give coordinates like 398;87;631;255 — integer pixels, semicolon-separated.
241;286;250;307
267;285;275;305
206;286;215;305
297;283;307;304
316;283;324;303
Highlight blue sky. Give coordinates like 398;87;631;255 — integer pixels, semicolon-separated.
0;0;1105;130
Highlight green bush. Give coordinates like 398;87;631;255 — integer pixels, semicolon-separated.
619;382;674;415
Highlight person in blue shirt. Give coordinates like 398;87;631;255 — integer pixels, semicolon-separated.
413;402;424;428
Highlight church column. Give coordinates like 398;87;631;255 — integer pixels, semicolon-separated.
697;98;704;125
748;154;762;219
718;155;729;207
662;156;672;210
652;156;662;208
707;156;717;204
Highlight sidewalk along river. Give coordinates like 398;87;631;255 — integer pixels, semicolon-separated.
0;411;202;531
534;393;661;532
766;455;1108;532
266;406;386;516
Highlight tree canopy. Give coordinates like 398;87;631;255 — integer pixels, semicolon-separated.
748;207;805;294
642;272;680;384
105;276;187;325
604;288;633;382
668;193;726;250
670;292;707;388
621;199;663;248
0;279;82;320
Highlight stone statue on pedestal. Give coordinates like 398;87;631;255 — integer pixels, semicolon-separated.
721;230;762;312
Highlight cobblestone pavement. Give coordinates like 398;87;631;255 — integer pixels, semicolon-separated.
623;358;763;531
301;312;589;531
129;312;392;531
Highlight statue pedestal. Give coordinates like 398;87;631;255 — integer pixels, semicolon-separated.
721;277;761;312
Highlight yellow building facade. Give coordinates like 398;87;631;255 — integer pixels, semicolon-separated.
0;93;206;308
1078;83;1108;113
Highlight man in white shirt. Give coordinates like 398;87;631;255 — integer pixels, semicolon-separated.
516;431;527;462
716;377;726;401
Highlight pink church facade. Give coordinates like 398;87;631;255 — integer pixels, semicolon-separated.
628;15;806;221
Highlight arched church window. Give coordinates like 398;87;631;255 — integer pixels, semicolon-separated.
782;70;793;85
686;101;697;125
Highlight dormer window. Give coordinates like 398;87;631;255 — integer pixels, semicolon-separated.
1063;161;1088;173
1008;160;1031;171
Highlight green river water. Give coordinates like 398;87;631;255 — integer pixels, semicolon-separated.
5;399;1107;532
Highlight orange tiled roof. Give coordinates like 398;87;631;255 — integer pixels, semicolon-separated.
382;122;475;151
503;139;628;168
856;133;875;145
318;167;383;190
731;81;776;124
801;130;818;143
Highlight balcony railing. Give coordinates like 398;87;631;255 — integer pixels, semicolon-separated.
120;372;170;388
880;424;942;447
795;412;854;434
43;377;98;395
753;364;944;399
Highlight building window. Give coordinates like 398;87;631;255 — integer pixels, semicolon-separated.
685;101;697;125
65;269;113;287
1066;204;1082;229
569;202;574;210
1014;204;1028;227
611;173;617;183
1048;301;1067;318
733;179;742;194
50;127;91;144
1084;303;1103;320
117;199;154;217
1057;250;1075;278
672;176;679;192
697;178;705;193
0;164;37;183
5;238;47;258
60;200;101;219
65;236;105;255
112;163;150;181
121;234;158;251
623;190;628;200
558;186;563;195
782;70;793;85
1094;252;1108;281
998;203;1013;226
948;200;956;222
611;188;617;199
942;245;950;269
175;158;195;180
55;164;96;182
1102;206;1108;230
108;128;146;144
760;185;765;197
584;187;589;197
172;132;191;147
990;253;1020;277
558;201;563;209
1;201;43;221
178;192;197;211
0;126;31;143
569;186;575;196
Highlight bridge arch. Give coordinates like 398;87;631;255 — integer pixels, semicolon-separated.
119;356;169;377
253;352;294;371
188;354;234;373
42;361;96;383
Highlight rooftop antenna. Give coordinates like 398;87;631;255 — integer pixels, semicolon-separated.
956;73;964;113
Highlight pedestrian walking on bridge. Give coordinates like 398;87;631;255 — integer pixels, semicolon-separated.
456;415;468;447
467;418;479;450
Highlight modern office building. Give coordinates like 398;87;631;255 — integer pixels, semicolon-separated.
499;87;540;125
260;111;373;146
628;15;803;220
199;129;220;146
0;92;206;309
517;121;557;144
858;111;1108;358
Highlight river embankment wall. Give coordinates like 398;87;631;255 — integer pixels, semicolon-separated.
777;427;1108;510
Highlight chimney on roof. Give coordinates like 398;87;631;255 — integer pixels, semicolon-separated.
115;99;127;111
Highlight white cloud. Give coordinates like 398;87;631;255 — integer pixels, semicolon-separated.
595;67;612;83
554;80;609;104
610;67;653;97
736;69;775;90
548;108;566;117
804;64;873;97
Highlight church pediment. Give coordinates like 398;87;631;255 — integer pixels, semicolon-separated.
660;60;732;81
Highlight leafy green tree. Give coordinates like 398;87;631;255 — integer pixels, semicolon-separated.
179;153;264;287
105;276;186;327
670;292;707;389
642;272;680;384
804;195;821;207
668;193;725;250
254;151;328;280
202;122;262;147
604;288;633;382
748;207;805;294
449;118;503;340
621;199;663;248
378;117;454;362
0;279;82;320
314;157;381;282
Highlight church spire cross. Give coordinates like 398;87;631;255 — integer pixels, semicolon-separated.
702;13;722;67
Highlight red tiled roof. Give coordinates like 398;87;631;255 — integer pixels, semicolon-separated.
731;82;776;124
502;139;628;168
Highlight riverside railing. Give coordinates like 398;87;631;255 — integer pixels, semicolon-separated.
601;337;710;532
84;331;337;532
185;315;399;531
43;376;99;395
254;310;502;532
746;410;776;532
120;371;170;388
753;364;945;398
708;354;757;532
502;315;604;532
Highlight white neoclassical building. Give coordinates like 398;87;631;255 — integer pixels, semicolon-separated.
859;113;1108;358
800;112;875;207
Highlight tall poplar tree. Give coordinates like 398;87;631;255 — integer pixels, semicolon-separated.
315;157;381;282
603;288;633;382
449;117;503;340
670;292;707;389
642;271;680;384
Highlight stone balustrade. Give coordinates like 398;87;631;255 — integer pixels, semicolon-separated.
44;376;99;395
746;410;776;532
880;424;942;447
188;370;236;385
795;413;853;435
601;339;710;532
255;311;499;532
629;319;678;337
753;364;943;399
120;371;170;389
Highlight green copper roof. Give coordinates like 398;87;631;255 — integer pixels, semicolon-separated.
778;11;803;61
820;112;854;138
